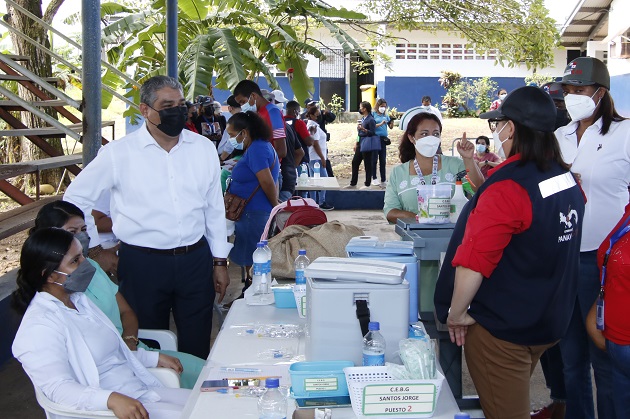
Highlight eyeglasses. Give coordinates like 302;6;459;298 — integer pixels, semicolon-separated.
488;119;505;133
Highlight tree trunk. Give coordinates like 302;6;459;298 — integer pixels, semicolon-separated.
7;0;64;189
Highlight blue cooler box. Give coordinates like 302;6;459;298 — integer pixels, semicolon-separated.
346;236;418;324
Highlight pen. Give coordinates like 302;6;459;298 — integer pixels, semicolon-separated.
220;367;262;373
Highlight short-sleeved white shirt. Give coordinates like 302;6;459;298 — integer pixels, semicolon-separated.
556;118;630;251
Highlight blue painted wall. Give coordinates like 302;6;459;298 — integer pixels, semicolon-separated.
380;76;528;112
611;73;630;117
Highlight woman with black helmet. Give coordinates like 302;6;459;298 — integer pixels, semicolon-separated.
434;86;585;419
555;56;630;419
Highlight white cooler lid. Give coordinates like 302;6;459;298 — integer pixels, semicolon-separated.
304;257;406;285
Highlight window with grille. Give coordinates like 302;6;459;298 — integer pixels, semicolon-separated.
395;43;498;61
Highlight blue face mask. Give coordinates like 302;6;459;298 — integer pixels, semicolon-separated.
240;94;257;113
229;131;244;150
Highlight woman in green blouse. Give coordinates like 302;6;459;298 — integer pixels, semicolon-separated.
384;111;484;223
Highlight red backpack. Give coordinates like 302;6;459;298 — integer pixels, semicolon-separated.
261;197;327;240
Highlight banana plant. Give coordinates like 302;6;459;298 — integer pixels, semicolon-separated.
99;0;370;120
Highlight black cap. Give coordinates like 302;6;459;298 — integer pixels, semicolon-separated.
479;86;557;132
561;57;610;90
225;95;240;108
304;98;317;107
542;82;564;101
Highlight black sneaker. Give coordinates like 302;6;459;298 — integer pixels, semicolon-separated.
319;202;334;211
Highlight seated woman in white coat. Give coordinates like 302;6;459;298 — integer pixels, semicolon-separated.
12;228;190;419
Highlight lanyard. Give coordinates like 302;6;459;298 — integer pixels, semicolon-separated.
600;214;630;294
413;155;439;185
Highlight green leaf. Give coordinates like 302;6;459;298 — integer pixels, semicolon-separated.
280;52;313;105
206;27;246;92
180;35;216;100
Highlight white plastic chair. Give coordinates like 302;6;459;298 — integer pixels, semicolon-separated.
33;368;180;419
138;328;178;351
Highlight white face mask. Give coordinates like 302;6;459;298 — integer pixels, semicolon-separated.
564;88;600;122
492;122;510;159
378;106;387;113
240;94;257;113
414;135;441;158
499;94;507;101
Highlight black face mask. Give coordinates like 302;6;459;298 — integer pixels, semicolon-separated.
554;108;570;130
148;105;188;137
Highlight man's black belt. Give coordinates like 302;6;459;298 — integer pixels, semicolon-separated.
122;238;206;256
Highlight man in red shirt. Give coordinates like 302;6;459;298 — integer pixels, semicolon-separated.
233;80;287;158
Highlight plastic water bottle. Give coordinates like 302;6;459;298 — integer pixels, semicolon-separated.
362;321;386;366
450;180;468;224
258;377;287;419
260;240;272;276
454;413;471;419
252;242;270;297
299;163;309;186
313;161;321;178
293;249;310;318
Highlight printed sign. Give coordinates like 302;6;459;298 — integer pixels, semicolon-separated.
362;383;437;416
428;198;451;217
305;377;338;392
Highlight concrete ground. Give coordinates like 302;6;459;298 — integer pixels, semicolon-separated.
0;209;555;418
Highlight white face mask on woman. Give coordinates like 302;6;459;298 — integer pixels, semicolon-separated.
499;93;507;101
492;122;510;159
564;88;600;122
415;135;441;158
378;106;387;113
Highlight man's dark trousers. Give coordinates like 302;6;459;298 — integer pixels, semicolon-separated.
119;237;214;359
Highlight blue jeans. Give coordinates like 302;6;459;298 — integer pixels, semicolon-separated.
308;160;327;205
607;339;630;414
559;251;616;419
539;343;566;401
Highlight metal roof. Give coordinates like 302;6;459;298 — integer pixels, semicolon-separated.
559;0;613;49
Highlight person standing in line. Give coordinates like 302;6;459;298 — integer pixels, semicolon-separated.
225;112;279;295
420;95;441;115
302;98;336;176
345;101;376;189
64;75;232;360
233;80;287;158
489;88;508;111
371;98;393;188
555;56;630;419
305;108;334;210
217;95;242;163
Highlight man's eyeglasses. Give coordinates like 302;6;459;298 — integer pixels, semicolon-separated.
488;119;505;133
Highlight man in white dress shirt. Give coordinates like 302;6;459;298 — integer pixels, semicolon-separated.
64;76;232;359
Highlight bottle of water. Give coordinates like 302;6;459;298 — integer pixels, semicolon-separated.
299;163;309;186
260;240;272;277
252;242;270;298
293;249;310;318
362;321;386;366
258;377;287;419
450;180;468;224
313;161;321;178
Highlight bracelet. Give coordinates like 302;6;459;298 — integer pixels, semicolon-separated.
87;245;103;259
213;260;228;267
123;335;139;345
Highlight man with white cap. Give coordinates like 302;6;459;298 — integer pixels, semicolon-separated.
272;89;288;114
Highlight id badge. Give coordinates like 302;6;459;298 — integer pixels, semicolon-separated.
596;296;605;331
